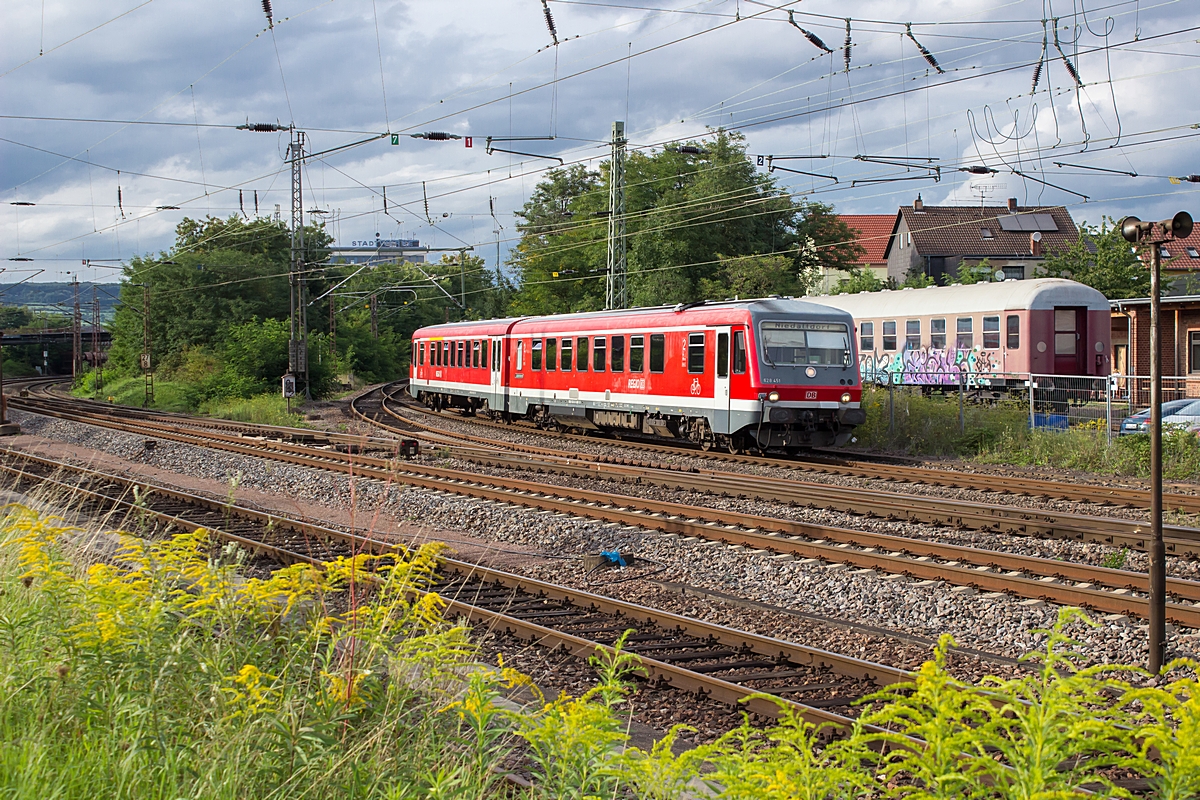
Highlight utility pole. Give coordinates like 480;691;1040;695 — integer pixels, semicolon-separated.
141;283;154;407
91;286;101;399
328;295;336;351
1121;210;1194;673
605;120;627;311
459;248;467;318
288;127;310;400
369;294;379;339
71;275;81;381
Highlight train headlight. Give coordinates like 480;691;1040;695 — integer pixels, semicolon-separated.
805;367;817;378
767;391;780;403
840;392;852;404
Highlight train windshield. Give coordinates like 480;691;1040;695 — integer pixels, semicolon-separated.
759;321;851;367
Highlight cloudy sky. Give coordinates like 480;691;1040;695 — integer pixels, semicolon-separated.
2;0;1198;283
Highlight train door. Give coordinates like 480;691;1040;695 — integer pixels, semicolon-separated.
713;327;732;432
1053;307;1086;374
490;336;504;411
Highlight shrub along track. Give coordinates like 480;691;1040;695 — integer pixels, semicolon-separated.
382;381;1200;514
10;390;1200;630
0;449;911;733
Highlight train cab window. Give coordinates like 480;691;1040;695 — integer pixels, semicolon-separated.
630;336;644;372
411;342;417;366
546;338;556;371
576;337;588;372
593;337;606;372
717;333;729;377
733;330;747;374
956;318;974;349
687;333;705;374
532;339;543;371
905;320;921;350
560;338;573;371
649;334;666;373
983;316;1001;349
882;321;897;351
611;336;625;371
860;322;874;351
930;319;946;350
1007;315;1020;349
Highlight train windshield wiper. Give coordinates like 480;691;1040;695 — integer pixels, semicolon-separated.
761;348;777;368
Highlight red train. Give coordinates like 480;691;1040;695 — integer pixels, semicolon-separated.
409;298;865;452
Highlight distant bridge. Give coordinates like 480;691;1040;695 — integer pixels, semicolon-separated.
1;327;110;345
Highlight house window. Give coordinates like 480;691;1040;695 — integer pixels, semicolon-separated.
905;320;921;350
546;338;557;371
532;339;543;370
860;321;874;351
611;336;625;372
957;317;974;349
649;334;665;373
983;316;1001;349
1191;332;1200;374
576;336;588;372
1160;247;1171;258
1007;315;1020;349
931;318;946;350
629;335;644;372
882;320;897;351
688;332;706;374
1188;247;1199;259
980;228;994;239
1003;265;1025;281
593;337;607;372
560;337;573;371
733;330;747;374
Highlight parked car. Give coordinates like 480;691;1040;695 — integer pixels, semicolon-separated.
1119;399;1200;435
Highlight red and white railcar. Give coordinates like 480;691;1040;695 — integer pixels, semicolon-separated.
409;298;865;451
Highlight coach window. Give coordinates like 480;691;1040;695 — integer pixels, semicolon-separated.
905;320;921;350
445;342;451;366
516;341;524;371
1006;315;1020;349
733;330;747;374
532;339;543;371
860;322;874;351
650;334;666;373
472;340;481;368
611;336;625;371
983;316;1001;349
455;341;462;367
882;321;897;351
957;318;974;349
492;340;499;371
930;319;946;350
593;337;607;372
561;337;573;371
577;337;589;372
630;335;645;372
717;333;729;377
484;340;490;368
418;342;425;366
688;333;706;374
546;338;557;371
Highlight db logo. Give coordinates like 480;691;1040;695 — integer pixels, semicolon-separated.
690;378;702;396
805;390;818;400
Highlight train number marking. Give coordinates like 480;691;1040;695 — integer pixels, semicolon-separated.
627;378;646;390
805;390;818;400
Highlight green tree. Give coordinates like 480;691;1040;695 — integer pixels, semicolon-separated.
831;266;885;294
953;258;996;285
1039;218;1150;299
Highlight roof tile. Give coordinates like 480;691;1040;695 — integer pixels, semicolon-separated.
895;204;1079;258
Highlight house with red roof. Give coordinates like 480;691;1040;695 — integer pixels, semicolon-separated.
817;214;893;293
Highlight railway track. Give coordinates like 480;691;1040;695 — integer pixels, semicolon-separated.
9;389;1200;628
0;449;909;730
379;380;1200;515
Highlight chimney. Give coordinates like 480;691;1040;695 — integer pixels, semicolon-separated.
1007;197;1018;212
913;193;924;211
1030;231;1043;256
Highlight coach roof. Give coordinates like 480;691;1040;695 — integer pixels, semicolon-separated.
806;278;1109;317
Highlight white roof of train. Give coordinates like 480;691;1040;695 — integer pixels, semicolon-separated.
807;278;1109;317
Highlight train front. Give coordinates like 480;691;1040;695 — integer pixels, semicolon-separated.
739;299;864;450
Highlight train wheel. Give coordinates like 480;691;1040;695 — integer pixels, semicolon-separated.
724;435;745;455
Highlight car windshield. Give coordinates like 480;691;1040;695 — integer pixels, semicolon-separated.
759;321;850;366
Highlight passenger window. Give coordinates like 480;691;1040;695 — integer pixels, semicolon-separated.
560;337;573;371
905;320;921;350
733;330;746;374
630;335;644;372
983;316;1001;349
493;340;500;371
1007;315;1020;349
419;342;425;366
860;322;874;351
472;340;481;368
516;341;524;371
457;341;465;367
546;338;557;371
593;337;606;372
930;319;947;350
532;339;543;371
577;336;588;372
650;334;665;373
956;318;974;349
882;321;897;351
611;336;625;372
717;333;729;378
687;332;705;374
484;340;490;368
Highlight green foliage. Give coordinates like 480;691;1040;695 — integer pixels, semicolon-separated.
197;392;309;427
511;130;863;313
952;258;996;285
832;266;887;294
901;270;935;289
1039;217;1150;299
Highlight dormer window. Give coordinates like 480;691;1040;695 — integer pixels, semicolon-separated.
980;228;994;239
1188;247;1199;259
1161;247;1171;258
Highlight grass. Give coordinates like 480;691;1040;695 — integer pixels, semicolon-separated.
197;393;309;427
854;385;1200;482
70;373;308;427
3;501;1200;799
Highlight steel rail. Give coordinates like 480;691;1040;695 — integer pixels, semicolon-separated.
10;396;1200;629
0;450;902;730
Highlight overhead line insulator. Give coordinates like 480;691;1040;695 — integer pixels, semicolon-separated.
905;23;945;75
787;11;833;54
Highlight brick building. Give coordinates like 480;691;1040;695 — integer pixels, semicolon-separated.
1110;295;1200;378
814;214;894;293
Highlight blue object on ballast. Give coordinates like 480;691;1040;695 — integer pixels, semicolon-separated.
600;550;626;567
